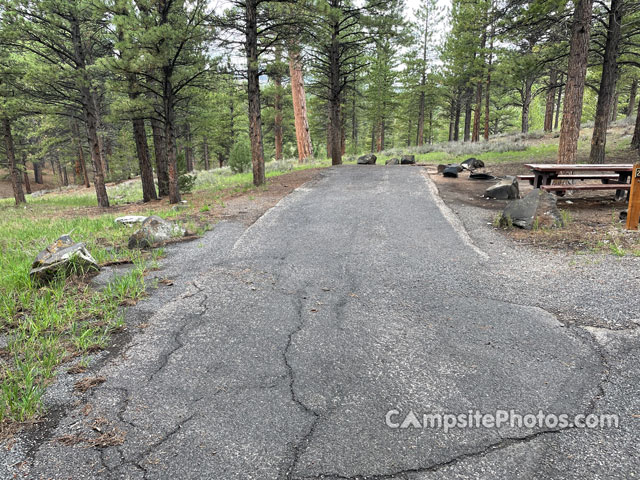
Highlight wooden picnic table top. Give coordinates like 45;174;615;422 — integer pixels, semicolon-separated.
525;163;633;172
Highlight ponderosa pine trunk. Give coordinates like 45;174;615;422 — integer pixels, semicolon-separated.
289;50;313;162
628;79;637;118
544;69;558;132
203;136;210;170
184;122;194;172
3;118;25;205
472;27;487;143
163;77;181;203
555;73;563;130
632;98;640;149
484;18;495;141
33;162;43;184
416;10;429;146
463;89;472;142
151;117;170;197
454;93;461;142
22;155;31;194
589;0;623;164
273;47;283;162
521;78;533;134
71;16;109;207
245;0;266;183
132;117;157;202
328;14;342;166
71;118;90;187
558;0;594;164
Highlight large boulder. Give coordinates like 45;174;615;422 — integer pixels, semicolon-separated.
30;235;99;283
357;154;377;165
502;189;564;230
401;155;416;165
442;165;463;178
386;158;400;165
461;157;485;170
128;215;186;249
484;176;519;200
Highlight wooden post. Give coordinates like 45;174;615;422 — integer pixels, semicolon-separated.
627;162;640;230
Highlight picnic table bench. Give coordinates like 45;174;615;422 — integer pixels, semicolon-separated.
520;164;633;200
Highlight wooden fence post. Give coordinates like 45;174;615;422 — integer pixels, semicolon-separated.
626;162;640;230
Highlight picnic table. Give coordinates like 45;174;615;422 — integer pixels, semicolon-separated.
518;164;633;200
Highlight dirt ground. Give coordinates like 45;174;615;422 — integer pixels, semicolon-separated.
429;156;640;254
0;169;59;198
47;169;323;227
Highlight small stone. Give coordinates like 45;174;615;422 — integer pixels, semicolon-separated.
461;157;485;170
400;155;416;165
386;158;400;165
442;165;463;178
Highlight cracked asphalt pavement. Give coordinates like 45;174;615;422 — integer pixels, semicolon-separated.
9;166;640;479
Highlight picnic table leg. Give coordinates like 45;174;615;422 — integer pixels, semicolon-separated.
615;172;631;201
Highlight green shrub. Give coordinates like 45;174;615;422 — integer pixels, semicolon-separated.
229;141;252;174
179;172;197;193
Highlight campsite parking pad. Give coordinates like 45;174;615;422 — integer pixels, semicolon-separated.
6;166;640;479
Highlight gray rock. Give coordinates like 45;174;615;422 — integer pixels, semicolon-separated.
30;235;99;283
442;165;463;178
485;176;519;200
115;215;148;227
400;155;416;165
502;189;564;230
128;215;186;249
385;158;400;165
357;154;377;165
461;157;485;170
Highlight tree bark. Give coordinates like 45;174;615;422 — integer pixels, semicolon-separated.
184;122;194;172
632;97;640;149
133;117;157;201
71;16;109;207
416;11;429;146
589;0;622;164
472;27;487;143
273;47;283;162
628;79;637;118
463;89;472;142
163;78;180;203
33;162;43;184
558;0;594;165
2;118;26;205
151;117;170;196
62;165;69;186
72;119;90;187
544;69;557;132
22;155;31;194
289;50;313;162
203;136;210;170
555;73;563;130
521;78;533;134
484;18;495;141
245;0;266;184
454;90;461;141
